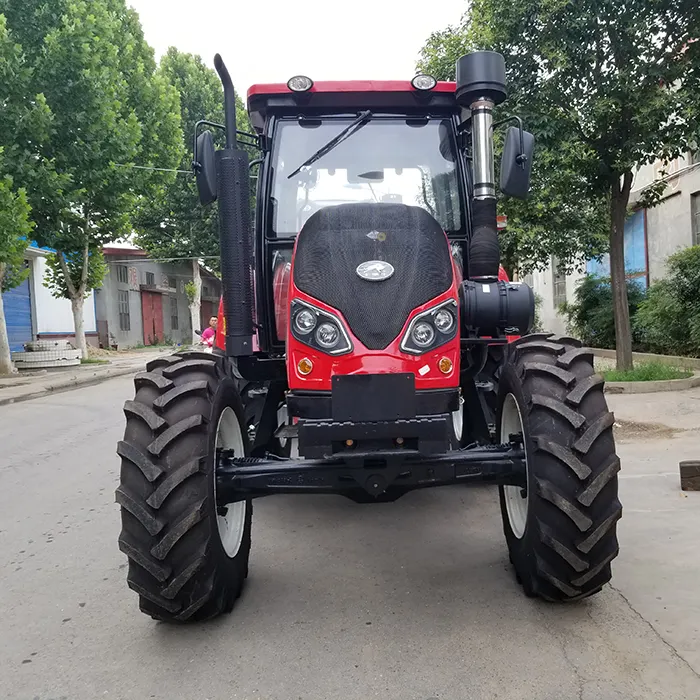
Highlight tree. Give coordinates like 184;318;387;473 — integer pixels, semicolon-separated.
1;0;182;356
420;1;700;369
0;166;33;374
419;16;610;279
135;48;254;341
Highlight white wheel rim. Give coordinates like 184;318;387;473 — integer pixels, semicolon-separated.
501;393;529;539
452;396;464;443
214;406;247;558
277;403;299;458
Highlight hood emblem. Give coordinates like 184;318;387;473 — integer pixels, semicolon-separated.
356;260;395;282
367;230;387;241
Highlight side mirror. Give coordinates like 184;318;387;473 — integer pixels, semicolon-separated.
195;131;217;205
500;126;534;199
194;329;202;336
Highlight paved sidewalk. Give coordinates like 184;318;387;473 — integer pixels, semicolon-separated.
0;349;171;406
607;385;700;433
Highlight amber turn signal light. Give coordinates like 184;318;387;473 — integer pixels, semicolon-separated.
298;358;313;375
438;357;453;374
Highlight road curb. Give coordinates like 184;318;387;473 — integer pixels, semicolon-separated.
605;372;700;394
0;365;139;406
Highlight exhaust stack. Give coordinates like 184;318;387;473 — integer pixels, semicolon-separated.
214;54;254;356
456;51;507;281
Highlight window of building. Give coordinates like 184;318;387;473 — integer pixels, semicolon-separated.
116;265;128;284
202;285;210;298
145;271;155;286
118;290;130;331
170;296;179;330
692;192;700;246
552;257;567;307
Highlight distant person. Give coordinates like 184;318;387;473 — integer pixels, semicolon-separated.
201;316;217;347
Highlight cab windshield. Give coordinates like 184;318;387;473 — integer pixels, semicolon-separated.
269;117;463;237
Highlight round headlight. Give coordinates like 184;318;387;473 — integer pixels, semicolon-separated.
294;308;316;335
434;308;455;333
315;322;340;348
411;74;437;91
287;75;314;92
412;321;435;347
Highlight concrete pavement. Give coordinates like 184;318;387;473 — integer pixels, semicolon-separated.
0;375;699;700
0;350;170;406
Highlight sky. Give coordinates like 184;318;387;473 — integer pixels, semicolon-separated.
127;0;466;97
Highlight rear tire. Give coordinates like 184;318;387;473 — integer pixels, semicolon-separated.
116;352;252;622
497;334;622;601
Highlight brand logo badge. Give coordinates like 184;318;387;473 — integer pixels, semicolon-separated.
366;230;387;242
356;260;395;282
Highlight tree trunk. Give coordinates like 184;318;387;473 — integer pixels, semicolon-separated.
0;263;17;375
188;259;202;343
70;294;88;359
609;172;634;371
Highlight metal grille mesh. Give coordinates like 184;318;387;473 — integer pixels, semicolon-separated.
293;203;453;350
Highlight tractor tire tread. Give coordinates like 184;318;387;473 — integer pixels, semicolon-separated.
500;333;621;602
123;400;166;432
153;380;210;410
117;351;252;623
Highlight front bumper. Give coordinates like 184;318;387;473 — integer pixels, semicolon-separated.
287;373;460;458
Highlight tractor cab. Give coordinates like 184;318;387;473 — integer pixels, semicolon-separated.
248;78;468;356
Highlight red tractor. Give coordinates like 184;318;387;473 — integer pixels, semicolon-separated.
117;52;622;622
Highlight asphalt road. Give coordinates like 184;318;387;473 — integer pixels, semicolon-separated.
1;376;699;700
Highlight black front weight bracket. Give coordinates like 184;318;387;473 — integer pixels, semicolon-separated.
215;443;526;503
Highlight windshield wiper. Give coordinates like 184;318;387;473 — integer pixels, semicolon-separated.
286;110;373;179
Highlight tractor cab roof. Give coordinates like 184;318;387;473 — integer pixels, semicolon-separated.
246;80;458;134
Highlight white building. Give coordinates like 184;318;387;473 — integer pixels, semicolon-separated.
1;245;97;352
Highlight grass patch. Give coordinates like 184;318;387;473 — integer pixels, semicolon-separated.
81;357;109;365
602;362;692;382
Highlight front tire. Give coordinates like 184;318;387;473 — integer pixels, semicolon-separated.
497;334;622;601
116;352;252;622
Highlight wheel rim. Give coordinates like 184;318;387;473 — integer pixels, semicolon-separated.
277;404;299;458
501;393;529;539
214;407;247;558
452;395;464;443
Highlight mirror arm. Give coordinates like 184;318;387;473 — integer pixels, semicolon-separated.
491;115;527;169
249;158;264;171
192;119;226;172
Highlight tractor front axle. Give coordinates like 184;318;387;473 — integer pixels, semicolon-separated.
215;442;526;502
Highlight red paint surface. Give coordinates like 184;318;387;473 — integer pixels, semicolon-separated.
247;80;456;101
141;291;164;345
286;285;461;392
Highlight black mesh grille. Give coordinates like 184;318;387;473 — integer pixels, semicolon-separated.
293;203;453;350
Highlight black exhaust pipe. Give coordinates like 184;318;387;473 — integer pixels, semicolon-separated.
214;54;254;356
456;51;507;281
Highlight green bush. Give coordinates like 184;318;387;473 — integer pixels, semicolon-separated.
634;246;700;357
561;274;647;349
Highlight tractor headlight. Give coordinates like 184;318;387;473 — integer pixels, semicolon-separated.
290;300;352;355
400;300;459;355
434;308;455;333
412;322;435;348
287;75;314;92
294;308;316;335
411;74;437;91
315;322;340;349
